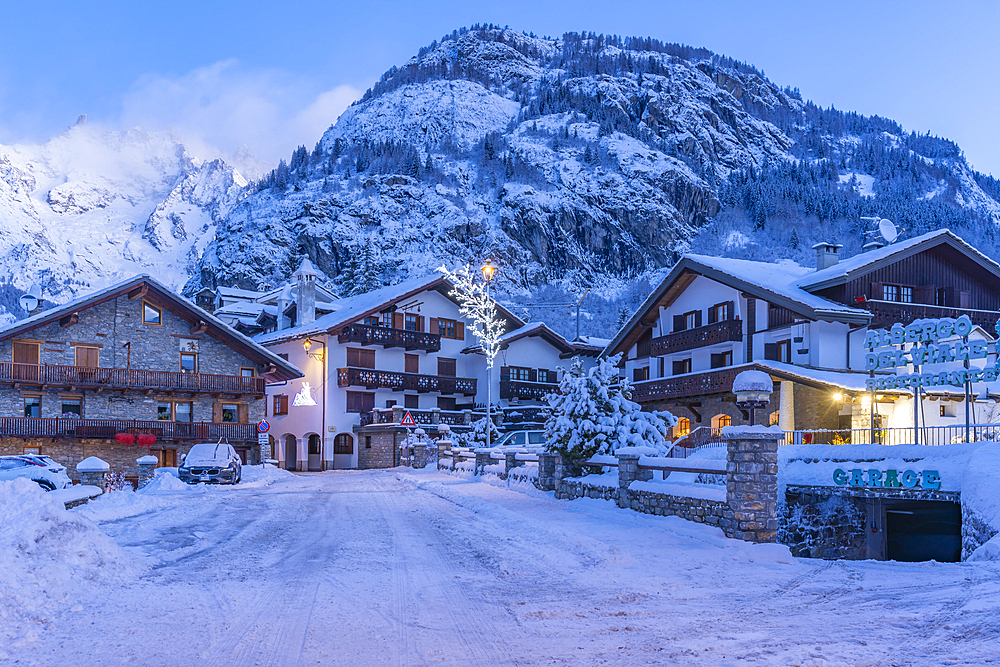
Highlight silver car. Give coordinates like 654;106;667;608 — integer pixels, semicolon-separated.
178;442;242;485
0;455;72;490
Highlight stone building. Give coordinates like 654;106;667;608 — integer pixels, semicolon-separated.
604;229;1000;445
0;275;301;480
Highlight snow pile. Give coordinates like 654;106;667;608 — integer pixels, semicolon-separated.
962;443;1000;561
0;479;140;650
237;463;296;488
629;479;727;502
732;369;773;393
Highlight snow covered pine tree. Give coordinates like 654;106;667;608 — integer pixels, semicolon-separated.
544;354;676;468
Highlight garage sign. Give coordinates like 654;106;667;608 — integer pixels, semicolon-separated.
833;468;941;490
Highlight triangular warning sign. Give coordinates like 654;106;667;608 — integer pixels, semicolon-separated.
400;411;417;427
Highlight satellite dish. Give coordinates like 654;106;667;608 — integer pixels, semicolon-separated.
878;219;898;244
18;294;38;314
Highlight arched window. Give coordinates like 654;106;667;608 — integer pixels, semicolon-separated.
676;418;690;438
711;414;731;429
334;433;354;455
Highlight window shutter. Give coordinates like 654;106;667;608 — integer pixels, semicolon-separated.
417;316;425;332
430;318;439;335
13;342;39;365
870;282;883;301
710;353;722;369
529;368;538;382
726;301;735;320
500;366;511;380
393;312;404;329
456;322;464;340
959;290;971;309
673;314;684;332
672;360;684;375
695;310;702;328
707;305;717;325
764;343;779;361
213;403;222;423
237;404;249;424
915;285;935;304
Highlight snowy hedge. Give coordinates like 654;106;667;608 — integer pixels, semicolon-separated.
544;354;676;463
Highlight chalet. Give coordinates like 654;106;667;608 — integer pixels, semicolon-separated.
604;229;1000;445
0;275;301;481
217;262;600;471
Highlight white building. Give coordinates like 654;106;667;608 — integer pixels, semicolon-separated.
604;230;1000;445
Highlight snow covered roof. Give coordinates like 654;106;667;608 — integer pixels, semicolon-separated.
255;273;525;345
462;321;601;357
0;275;302;382
798;229;1000;290
217;286;263;300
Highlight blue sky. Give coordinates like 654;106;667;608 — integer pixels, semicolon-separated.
2;0;998;174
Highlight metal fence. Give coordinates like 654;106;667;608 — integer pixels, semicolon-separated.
783;424;1000;447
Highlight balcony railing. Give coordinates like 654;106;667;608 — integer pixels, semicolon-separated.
650;319;743;357
359;406;487;428
499;379;558;401
338;367;477;395
0;362;265;395
0;417;258;442
632;367;743;402
337;323;441;352
864;300;999;334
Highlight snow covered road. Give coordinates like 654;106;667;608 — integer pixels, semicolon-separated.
9;468;1000;666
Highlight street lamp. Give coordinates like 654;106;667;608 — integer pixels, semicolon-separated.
481;260;497;449
733;370;773;426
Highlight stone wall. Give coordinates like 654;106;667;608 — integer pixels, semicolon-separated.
962;506;999;561
780;489;867;559
556;479;619;502
357;429;398;469
627;488;730;529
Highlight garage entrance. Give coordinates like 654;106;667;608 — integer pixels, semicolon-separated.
885;501;961;563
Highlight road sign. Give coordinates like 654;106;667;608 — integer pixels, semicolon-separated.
400;411;417;427
257;432;269;446
257;420;270;433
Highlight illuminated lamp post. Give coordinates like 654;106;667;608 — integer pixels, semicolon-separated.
481;260;497;449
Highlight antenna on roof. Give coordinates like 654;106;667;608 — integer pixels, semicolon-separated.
18;284;41;316
860;217;902;246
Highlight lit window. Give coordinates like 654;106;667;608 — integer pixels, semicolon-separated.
143;302;161;325
676;418;690;438
221;404;238;423
61;398;82;418
24;395;40;418
157;403;171;421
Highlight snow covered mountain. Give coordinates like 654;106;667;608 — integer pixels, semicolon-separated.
0;117;246;309
187;26;1000;310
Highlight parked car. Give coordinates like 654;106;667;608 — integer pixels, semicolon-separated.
178;442;242;485
494;430;547;452
0;455;72;490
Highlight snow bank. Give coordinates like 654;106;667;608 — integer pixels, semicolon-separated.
564;472;618;488
962;443;1000;561
0;479;140;651
629;479;727;502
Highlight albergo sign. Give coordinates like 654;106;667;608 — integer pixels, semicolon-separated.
862;315;996;391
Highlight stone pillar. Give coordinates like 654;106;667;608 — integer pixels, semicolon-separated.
430;408;441;425
616;453;652;508
136;455;158;490
413;445;427;469
779;381;795;432
505;452;524;476
537;452;558;490
462;409;473;426
475;448;492;475
76;456;110;489
437;439;452;470
553;454;575;498
724;428;781;543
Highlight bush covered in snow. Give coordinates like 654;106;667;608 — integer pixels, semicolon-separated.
455;417;501;450
544;355;676;464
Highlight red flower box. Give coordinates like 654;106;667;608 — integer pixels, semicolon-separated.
137;433;156;447
115;433;136;445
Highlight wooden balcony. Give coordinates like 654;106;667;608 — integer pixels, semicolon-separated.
0;362;265;395
337;367;477;396
359;406;487;428
864;300;998;335
650;319;743;357
337;323;441;352
631;367;743;402
499;379;558;401
0;417;258;442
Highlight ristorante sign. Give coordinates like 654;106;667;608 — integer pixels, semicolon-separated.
862;315;996;390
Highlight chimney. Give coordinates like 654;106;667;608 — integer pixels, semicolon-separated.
862;240;885;253
294;259;318;326
812;242;842;271
277;283;293;330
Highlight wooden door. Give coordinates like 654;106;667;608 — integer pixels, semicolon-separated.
12;342;39;381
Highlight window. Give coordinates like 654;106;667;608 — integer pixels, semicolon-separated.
405;354;419;374
672;310;702;332
175;402;193;422
273;395;289;415
381;312;393;328
633;366;649;382
60;397;82;418
308;435;321;455
221;404;238;423
437;357;456;377
404;394;419;409
75;345;99;367
710;351;733;369
364;435;372;449
404;313;419;331
437;318;457;338
180;353;197;373
537;369;555;384
765;341;792;363
385;399;397;408
346;391;375;413
13;341;39;365
684;311;698;329
528;432;545;445
334;434;354;455
710;302;730;323
882;284;913;303
676;418;690;438
672;359;692;375
437;397;456;410
936;288;948;306
240;367;256;378
143;302;161;325
900;286;913;303
711;414;732;429
508;366;531;381
157;403;171;421
364;316;380;327
347;347;376;369
24;395;40;418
